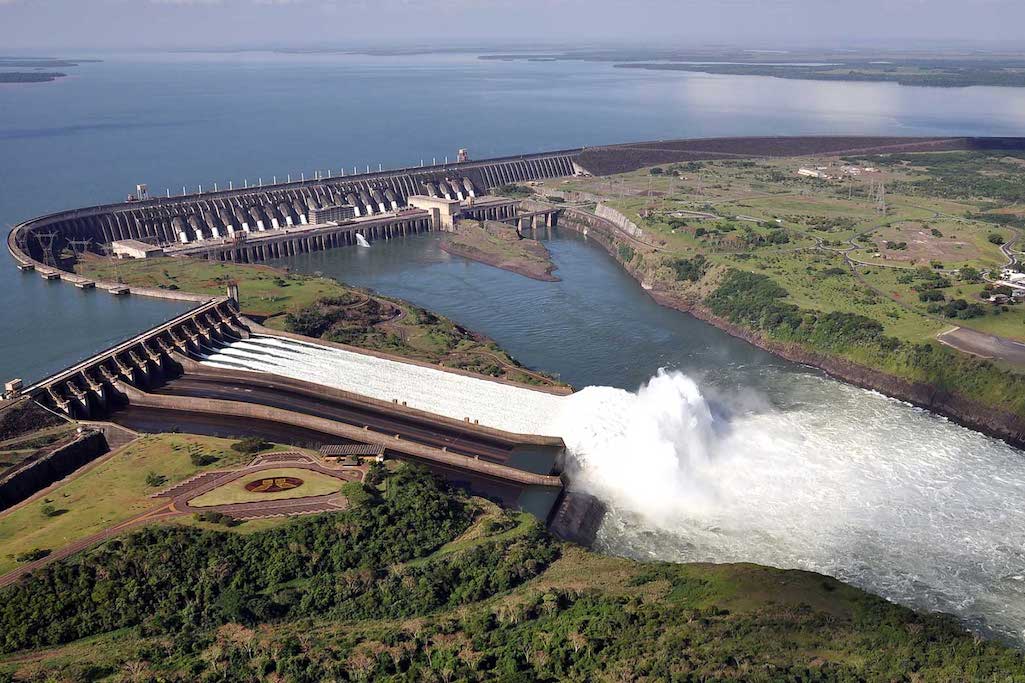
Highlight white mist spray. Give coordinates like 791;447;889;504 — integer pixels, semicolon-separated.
550;369;725;522
547;368;1025;644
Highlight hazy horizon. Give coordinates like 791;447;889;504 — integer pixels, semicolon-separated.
0;0;1022;52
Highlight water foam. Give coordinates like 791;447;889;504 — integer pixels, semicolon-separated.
550;369;1025;644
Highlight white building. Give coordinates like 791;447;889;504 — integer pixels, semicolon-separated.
110;239;164;259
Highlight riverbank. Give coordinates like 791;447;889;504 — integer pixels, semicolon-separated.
440;219;559;282
75;255;567;389
559;207;1025;450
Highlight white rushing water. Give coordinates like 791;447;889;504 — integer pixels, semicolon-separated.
201;335;565;436
553;369;1025;644
203;336;1025;642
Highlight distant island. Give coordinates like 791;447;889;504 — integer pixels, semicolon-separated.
0;57;98;84
479;48;1025;88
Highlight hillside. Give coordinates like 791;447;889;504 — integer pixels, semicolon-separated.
1;465;1021;682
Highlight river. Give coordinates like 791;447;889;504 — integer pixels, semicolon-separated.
273;231;1025;645
3;50;1025;643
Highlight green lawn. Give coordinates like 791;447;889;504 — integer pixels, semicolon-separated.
75;256;349;319
0;435;265;575
188;467;344;507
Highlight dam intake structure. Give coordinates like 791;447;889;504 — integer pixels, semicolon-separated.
10;136;1025;293
8;150;579;282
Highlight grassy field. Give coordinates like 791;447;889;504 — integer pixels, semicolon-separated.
188;467;344;507
75;256;347;319
0;435;272;575
548;152;1025;349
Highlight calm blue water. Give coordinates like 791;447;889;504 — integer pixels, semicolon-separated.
4;51;1025;381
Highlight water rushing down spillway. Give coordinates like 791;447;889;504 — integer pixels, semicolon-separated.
205;330;1025;644
202;335;566;436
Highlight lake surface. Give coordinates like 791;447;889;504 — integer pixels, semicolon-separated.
5;50;1025;381
276;231;1025;645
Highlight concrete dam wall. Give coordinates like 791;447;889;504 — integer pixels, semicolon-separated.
8;150;580;267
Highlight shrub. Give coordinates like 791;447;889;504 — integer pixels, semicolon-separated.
341;481;378;508
145;471;167;488
194;511;240;527
15;548;50;562
189;452;218;467
284;306;332;338
669;255;707;282
618;244;635;263
988;233;1005;245
231;437;270;455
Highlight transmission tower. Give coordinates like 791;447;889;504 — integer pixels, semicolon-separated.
873;180;887;214
67;238;93;261
98;243;123;283
33;232;59;267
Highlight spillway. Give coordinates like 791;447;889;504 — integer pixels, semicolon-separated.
201;335;565;437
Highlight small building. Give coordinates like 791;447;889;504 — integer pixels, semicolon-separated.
798;167;830;179
320;443;385;465
110;239;164;259
309;203;357;225
407;195;462;230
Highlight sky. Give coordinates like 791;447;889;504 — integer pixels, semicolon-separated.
0;0;1022;51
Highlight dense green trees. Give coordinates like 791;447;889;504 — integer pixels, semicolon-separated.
2;463;1024;680
706;268;1025;413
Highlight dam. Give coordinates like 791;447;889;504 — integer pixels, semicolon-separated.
10;135;1018;294
9;134;1025;547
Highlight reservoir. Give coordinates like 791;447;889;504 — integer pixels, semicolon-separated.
274;231;1025;645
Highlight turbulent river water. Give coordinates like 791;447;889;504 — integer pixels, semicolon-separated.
273;231;1025;645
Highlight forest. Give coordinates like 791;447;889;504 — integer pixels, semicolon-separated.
2;465;1024;681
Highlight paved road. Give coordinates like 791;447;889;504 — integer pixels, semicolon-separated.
937;327;1025;364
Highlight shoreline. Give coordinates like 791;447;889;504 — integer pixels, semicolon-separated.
559;208;1025;451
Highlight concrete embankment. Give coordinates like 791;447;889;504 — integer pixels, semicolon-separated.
120;384;563;488
558;207;1025;451
0;429;109;510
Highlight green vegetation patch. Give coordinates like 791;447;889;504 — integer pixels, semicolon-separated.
706;268;1025;413
2;467;1023;681
0;435;258;576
